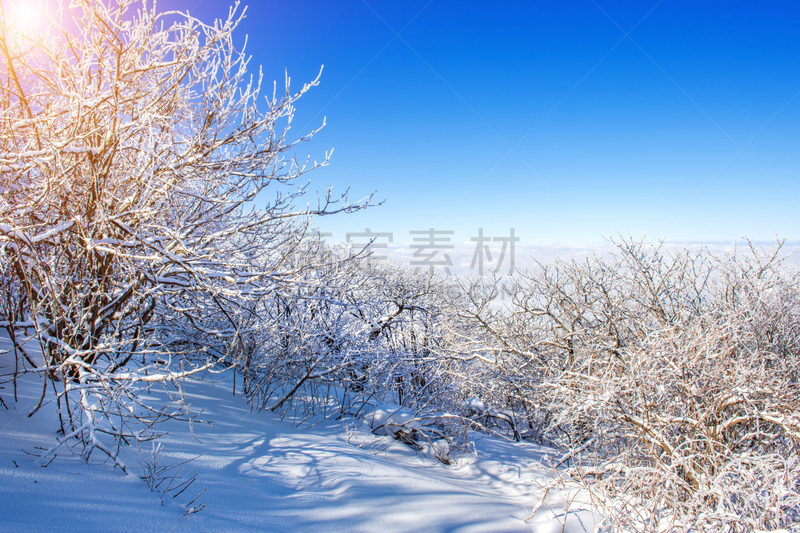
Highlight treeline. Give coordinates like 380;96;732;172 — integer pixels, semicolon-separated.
232;234;800;532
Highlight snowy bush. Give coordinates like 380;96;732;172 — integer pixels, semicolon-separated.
0;0;369;469
235;249;472;460
457;239;800;531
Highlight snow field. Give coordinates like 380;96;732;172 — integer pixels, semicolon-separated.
0;336;602;532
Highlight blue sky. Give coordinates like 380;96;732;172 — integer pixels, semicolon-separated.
175;1;799;247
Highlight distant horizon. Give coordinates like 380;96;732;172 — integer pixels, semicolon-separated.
307;231;800;277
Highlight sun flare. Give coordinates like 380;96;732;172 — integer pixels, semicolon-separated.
4;0;42;32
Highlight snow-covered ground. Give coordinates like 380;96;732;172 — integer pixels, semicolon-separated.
0;337;601;533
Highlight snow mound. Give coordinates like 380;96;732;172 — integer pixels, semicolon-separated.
362;404;418;437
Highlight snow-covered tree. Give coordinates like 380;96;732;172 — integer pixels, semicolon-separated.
0;0;370;469
455;240;800;531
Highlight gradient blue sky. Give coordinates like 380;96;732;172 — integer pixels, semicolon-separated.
173;1;799;246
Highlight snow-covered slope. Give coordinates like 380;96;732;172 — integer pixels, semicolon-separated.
0;337;600;533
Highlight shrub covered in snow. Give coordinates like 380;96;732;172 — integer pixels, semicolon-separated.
455;239;800;532
0;0;370;469
232;235;800;530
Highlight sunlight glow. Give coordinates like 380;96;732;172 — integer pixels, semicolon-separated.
5;0;42;33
